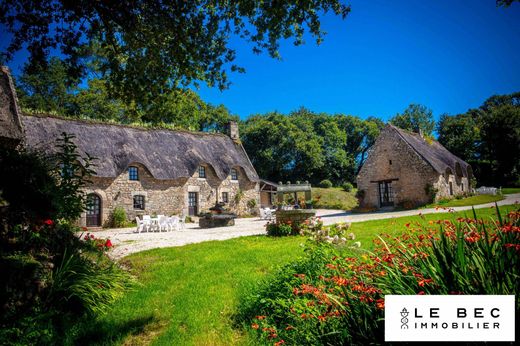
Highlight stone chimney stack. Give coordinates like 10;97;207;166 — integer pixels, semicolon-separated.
0;66;24;148
227;121;239;140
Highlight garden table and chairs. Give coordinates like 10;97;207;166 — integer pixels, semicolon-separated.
135;215;185;233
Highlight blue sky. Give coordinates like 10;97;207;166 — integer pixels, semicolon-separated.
196;0;520;121
2;0;520;122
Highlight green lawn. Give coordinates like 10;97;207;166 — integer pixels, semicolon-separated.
502;187;520;194
312;187;358;210
68;205;517;345
423;194;504;208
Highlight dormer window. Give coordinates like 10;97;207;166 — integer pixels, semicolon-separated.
198;166;206;178
231;168;238;181
128;166;139;181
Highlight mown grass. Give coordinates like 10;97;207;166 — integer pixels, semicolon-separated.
312;187;358;210
502;187;520;194
423;194;504;208
66;205;516;345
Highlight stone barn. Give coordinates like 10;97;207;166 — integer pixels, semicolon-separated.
0;67;260;227
357;125;473;208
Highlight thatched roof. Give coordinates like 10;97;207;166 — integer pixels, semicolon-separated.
22;115;259;181
390;125;472;178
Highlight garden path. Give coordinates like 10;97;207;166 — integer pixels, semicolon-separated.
95;193;519;259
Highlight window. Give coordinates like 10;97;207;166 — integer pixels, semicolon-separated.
231;168;238;180
389;160;392;165
128;166;139;181
198;166;206;178
222;192;229;203
449;182;453;196
461;183;464;192
133;195;145;210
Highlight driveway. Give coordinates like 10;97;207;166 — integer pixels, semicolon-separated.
98;193;519;259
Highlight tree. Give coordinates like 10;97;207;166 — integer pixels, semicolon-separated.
390;104;435;136
437;112;480;160
437;91;520;186
16;57;77;114
496;0;519;7
1;0;350;106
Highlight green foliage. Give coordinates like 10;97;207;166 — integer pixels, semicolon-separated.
266;221;297;237
390;103;435;136
16;58;239;131
437;91;520;186
341;182;354;192
1;1;350;105
0;140;132;345
246;199;257;209
312;187;359;210
241;110;383;185
319;179;333;188
240;207;520;345
111;207;127;228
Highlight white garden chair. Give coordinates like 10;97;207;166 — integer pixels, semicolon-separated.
135;217;150;233
168;216;181;231
178;215;186;229
158;215;170;232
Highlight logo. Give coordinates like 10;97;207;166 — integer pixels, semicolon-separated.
385;295;515;342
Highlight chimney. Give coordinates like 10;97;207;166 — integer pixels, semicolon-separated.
227;121;239;140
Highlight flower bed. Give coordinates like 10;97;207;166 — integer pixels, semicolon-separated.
239;207;520;345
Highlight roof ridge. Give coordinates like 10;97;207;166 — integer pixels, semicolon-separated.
22;112;229;138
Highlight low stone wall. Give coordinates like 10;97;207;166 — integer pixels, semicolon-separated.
276;209;316;225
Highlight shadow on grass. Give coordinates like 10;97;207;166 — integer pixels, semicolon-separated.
71;314;161;345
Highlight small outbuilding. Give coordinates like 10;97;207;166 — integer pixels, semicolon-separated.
356;125;473;209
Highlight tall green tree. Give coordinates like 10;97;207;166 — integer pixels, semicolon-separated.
437;91;520;186
390;103;435;136
16;57;77;114
1;0;350;108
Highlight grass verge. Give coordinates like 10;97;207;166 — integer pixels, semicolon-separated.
312;187;358;210
423;194;504;208
502;187;520;194
66;205;516;345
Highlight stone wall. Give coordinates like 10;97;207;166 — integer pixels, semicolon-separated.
80;163;259;227
0;66;24;147
357;127;470;208
357;128;439;208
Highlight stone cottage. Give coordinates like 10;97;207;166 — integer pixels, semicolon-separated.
0;67;260;227
357;125;473;208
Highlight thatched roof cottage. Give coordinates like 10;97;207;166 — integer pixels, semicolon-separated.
357;125;473;208
0;67;260;227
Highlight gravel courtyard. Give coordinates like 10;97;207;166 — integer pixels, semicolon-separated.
95;193;520;259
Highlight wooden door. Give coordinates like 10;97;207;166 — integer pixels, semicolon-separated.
188;192;198;216
378;181;394;207
86;194;102;226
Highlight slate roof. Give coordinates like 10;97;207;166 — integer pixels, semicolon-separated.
390;125;472;177
22;115;259;181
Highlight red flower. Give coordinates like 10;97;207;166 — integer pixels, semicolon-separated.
43;219;54;226
105;239;113;248
376;298;385;310
418;291;425;295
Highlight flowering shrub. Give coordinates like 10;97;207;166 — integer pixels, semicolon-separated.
240;207;520;345
266;221;297;236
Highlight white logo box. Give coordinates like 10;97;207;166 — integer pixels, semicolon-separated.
385;295;515;342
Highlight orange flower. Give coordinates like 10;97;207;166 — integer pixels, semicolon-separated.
256;315;266;320
274;340;285;346
251;323;259;330
376;298;385;310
